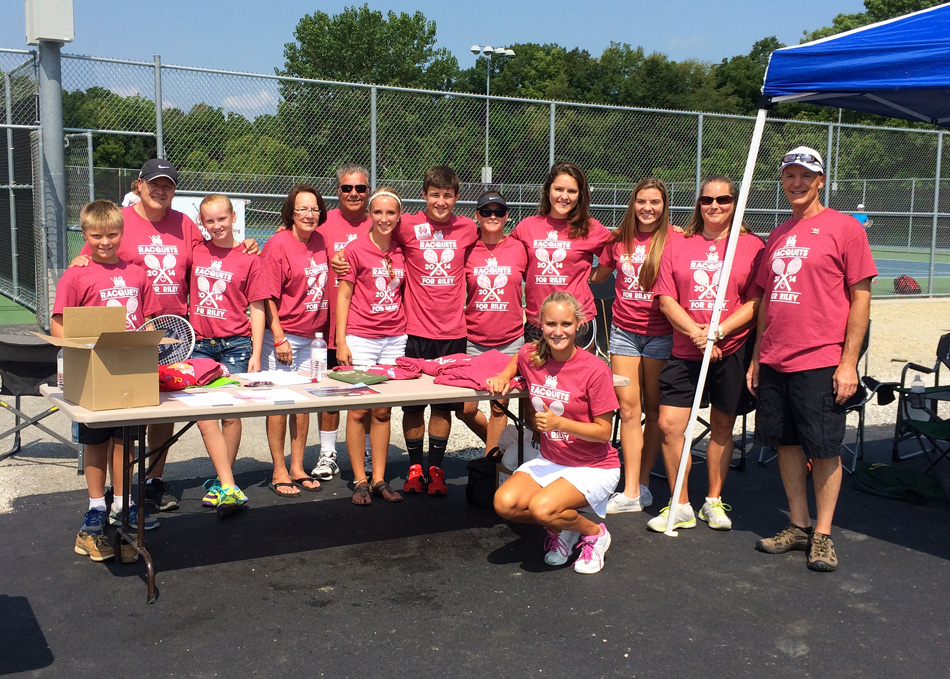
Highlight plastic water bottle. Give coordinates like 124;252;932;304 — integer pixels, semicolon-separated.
310;332;328;382
908;374;926;421
56;349;64;389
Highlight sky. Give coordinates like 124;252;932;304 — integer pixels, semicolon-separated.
2;0;868;74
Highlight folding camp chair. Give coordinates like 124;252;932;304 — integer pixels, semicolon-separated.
0;333;82;463
892;333;950;466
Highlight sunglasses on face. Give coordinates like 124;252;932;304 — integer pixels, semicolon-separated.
477;207;507;218
782;152;823;169
699;195;734;206
339;184;368;194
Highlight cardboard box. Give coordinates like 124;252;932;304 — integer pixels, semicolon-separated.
37;307;172;411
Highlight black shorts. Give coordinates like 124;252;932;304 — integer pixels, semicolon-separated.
754;364;846;459
403;335;467;413
659;340;756;416
75;423;134;446
523;320;595;351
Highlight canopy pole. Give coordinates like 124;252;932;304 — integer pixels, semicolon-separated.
663;108;769;536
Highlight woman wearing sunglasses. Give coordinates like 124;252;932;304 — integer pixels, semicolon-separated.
336;187;408;505
456;191;528;455
647;175;764;533
510;162;611;350
589;177;674;515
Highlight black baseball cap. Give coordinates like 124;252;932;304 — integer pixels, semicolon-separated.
476;191;507;210
139;158;179;186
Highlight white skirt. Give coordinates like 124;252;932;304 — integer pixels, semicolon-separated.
516;455;620;518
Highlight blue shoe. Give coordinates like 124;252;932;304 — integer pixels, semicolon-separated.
109;504;160;531
201;478;222;508
80;508;107;536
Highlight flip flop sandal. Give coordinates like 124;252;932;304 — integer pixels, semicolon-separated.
371;481;404;503
268;482;300;498
292;476;323;493
352;480;372;506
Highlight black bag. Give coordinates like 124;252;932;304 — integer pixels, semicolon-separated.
465;447;503;508
894;274;921;295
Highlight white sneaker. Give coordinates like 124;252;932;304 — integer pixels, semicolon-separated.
639;485;654;508
544;528;580;565
699;497;733;531
606;491;645;514
364;450;372;475
646;503;696;532
573;524;612;574
311;454;340;481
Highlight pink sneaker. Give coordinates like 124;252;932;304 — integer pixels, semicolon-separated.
574;524;611;574
543;528;580;565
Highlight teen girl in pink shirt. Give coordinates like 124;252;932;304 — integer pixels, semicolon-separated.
488;292;619;575
589;177;674;515
336;188;408;506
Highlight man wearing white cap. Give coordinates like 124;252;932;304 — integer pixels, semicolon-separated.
747;146;877;572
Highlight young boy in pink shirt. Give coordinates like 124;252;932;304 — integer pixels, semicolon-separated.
53;200;161;561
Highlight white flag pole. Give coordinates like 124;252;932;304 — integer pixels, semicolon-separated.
663;108;768;536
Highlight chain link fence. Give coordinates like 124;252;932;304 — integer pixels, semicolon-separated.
3;47;950;315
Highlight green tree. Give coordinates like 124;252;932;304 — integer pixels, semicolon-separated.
715;37;785;114
803;0;944;41
280;4;459;90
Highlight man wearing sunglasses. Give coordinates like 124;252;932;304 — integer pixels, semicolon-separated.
747;146;876;573
311;164;372;482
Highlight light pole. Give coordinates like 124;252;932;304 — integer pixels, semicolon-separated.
470;45;514;183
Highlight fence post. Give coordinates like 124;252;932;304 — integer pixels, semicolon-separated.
928;132;943;297
370;86;377;190
695;112;703;196
549;103;555;168
37;39;67;273
86;129;94;201
153;55;164;159
909;178;915;248
824;123;833;206
4;71;18;298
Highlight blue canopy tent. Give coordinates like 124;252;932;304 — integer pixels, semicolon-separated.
660;2;950;535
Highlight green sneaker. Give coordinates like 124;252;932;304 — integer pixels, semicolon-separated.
699;498;733;531
201;478;222;508
216;486;248;517
646;503;696;532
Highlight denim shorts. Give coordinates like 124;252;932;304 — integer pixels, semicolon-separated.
192;335;252;374
608;325;673;359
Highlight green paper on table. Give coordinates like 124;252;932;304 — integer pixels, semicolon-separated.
328;369;389;385
186;376;242;389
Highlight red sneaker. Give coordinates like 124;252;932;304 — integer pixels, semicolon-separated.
403;464;426;494
427;466;448;496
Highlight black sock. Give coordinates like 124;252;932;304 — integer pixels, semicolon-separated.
428;435;448;470
406;437;424;467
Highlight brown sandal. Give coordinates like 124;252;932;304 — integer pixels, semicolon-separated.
352;480;372;506
371;481;404;503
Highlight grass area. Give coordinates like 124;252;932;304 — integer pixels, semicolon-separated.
871;246;950;263
0;295;38;326
873;276;950;296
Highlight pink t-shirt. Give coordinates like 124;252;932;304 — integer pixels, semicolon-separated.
516;344;620;470
598;232;673;336
261;228;329;339
53;259;160;330
394;211;478;340
464;237;527;346
339;234;407;339
320;208;371;348
510;215;611;326
756;208;877;372
80;206;204;316
189;242;270;340
652;229;765;361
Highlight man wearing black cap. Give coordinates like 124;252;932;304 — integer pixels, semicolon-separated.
747;146;877;572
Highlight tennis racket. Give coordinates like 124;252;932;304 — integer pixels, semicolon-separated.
136;314;196;365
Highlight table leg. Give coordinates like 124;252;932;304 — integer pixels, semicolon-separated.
114;425;159;603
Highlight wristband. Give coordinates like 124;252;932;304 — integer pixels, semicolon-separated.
274;337;289;348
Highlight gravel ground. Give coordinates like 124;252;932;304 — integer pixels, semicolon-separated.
1;297;947;514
